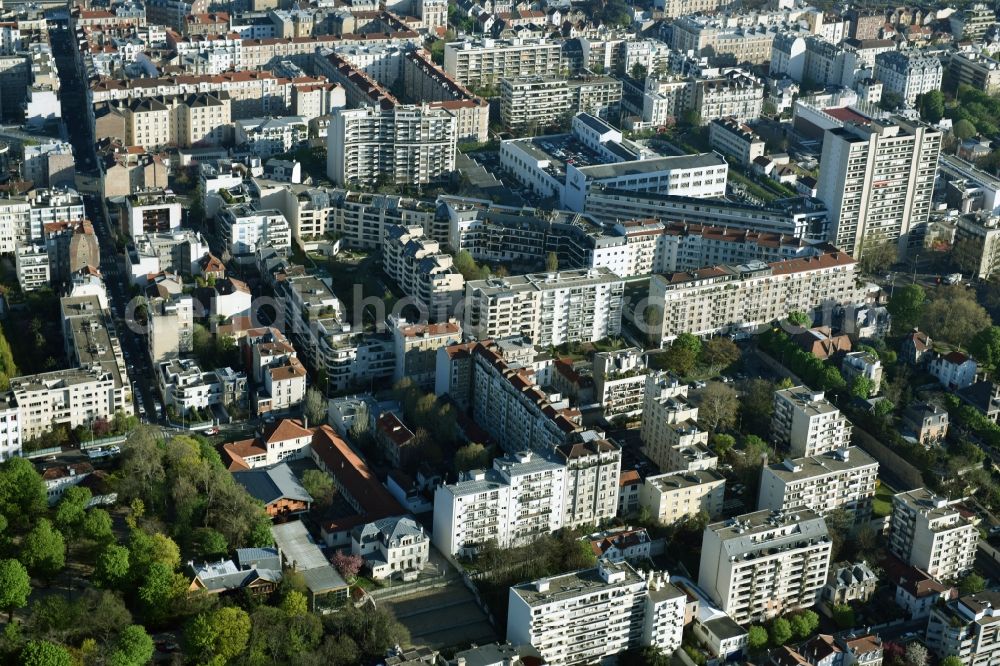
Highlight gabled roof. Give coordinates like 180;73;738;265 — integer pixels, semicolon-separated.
263;418;311;444
232;463;312;506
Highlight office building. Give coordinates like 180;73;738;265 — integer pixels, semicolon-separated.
758;447;878;524
648;249;859;343
507;562;685;666
327;105;456;187
640;469;726;525
817;117;941;258
698;509;832;624
772;386;853;457
889;488;979;582
464;268;624;348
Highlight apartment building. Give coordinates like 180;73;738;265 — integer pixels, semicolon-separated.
126;230;208;283
124;189;182;239
443;37;563;87
889;488;979;582
592;347;647;418
464;268;624;347
383;225;465;322
695;72;765;125
507;562;684;666
709;117;765;166
123;93;232;149
648;249;859;343
235;115;307;158
557;439;622;529
817;117;941;258
927;591;1000;666
240;327;307;416
953;214;1000;280
671;17;775;65
218;203;291;257
568;75;622;119
158;358;246;416
26;188;85;243
772;386;853;457
470;343;581;454
390;317;463;390
0;393;21;461
948;51;1000;94
639;469;726;525
949;4;996;41
640;372;713;473
147;294;194;365
500;76;570;131
11;366;129;441
758;447;878;524
327;105;456;187
15;242;49;292
873;50;942;107
699;509;833;624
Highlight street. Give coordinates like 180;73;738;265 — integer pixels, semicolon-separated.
49;19;164;423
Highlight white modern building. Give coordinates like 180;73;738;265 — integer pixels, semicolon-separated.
772;386;853;457
927;591;1000;666
640;469;726;526
873;50;943;107
507;561;685;666
698;509;833;624
640;372;713;473
593;348;647;418
889;488;979;582
218;203;291;257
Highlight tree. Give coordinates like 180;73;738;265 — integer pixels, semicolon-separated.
789;610;819;639
832;603;855;629
323;603;409;661
904;642;928;666
879;91;903;111
108;625;154;666
700;337;740;369
711;433;735;456
0;559;29;621
952;237;983;276
857;236;897;276
21;519;65;582
739;378;775;437
849;374;874;399
82;508;114;544
959;572;987;595
95;544;130;589
189;528;228;560
921;285;992;348
129;528;180;578
20;641;71;666
545;252;559;272
971;326;1000;368
787;310;811;327
748;626;768;652
954;118;978;140
305;387;327;425
281;590;309;617
54;486;91;538
941;658;965;666
186;607;251;663
331;550;364;581
453;250;488;280
0;457;47;529
917;89;944;124
673;332;702;356
658;344;698;376
137;562;185;625
888;284;926;333
770;617;792;645
698;383;739;431
454;442;491;475
643;304;661;347
301;470;335;508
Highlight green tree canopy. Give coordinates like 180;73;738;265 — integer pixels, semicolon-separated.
789;610;819;639
108;625;154;666
700;337;740;369
20;641;72;666
954;118;978;139
748;626;768;651
95;544;130;589
0;457;46;529
21;519;65;582
186;607;251;663
54;486;92;538
82;508;114;544
0;558;30;621
921;285;992;348
770;617;792;645
971;326;1000;368
888;284;926;333
454;442;491;475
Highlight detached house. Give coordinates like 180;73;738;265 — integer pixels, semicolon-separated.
929;351;978;391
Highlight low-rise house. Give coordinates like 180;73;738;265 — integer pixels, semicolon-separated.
887;557;956;619
223;418;313;470
799;633;885;666
350;515;429;580
587;527;652;564
930;351;978;391
900;328;932;365
187;555;282;596
233;463;313;518
902;402;948;446
41;462;94;505
842;351;883;394
958;380;1000;423
270;520;349;611
375;411;419;469
821;561;877;607
618;469;642;517
793;326;852;360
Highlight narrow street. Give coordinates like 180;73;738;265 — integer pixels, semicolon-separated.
49;18;163;422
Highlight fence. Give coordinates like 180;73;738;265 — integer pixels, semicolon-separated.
24;446;61;459
79;433;128;451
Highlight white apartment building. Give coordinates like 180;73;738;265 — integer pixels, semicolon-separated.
0;393;20;461
0;198;31;251
758;447;878;524
709;117;766;166
157;358;246;417
699;509;833;624
593;347;647;418
695;72;765;125
432;450;565;556
15;242;49;292
648;250;859;343
444;37;563;87
235;116;307;159
218;203;291;257
11;366;129;441
507;562;685;666
500;76;570;131
640;469;726;525
147;294;194;365
889;488;979;582
124;189;182;239
927;591;1000;666
557;439;622;529
390;318;463;389
463;268;624;347
383;224;465;322
640;372;713;473
241;327;308;415
351;516;429;581
817;118;941;258
27;188;85;242
874;50;943;107
327;105;456;187
772;386;853;457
